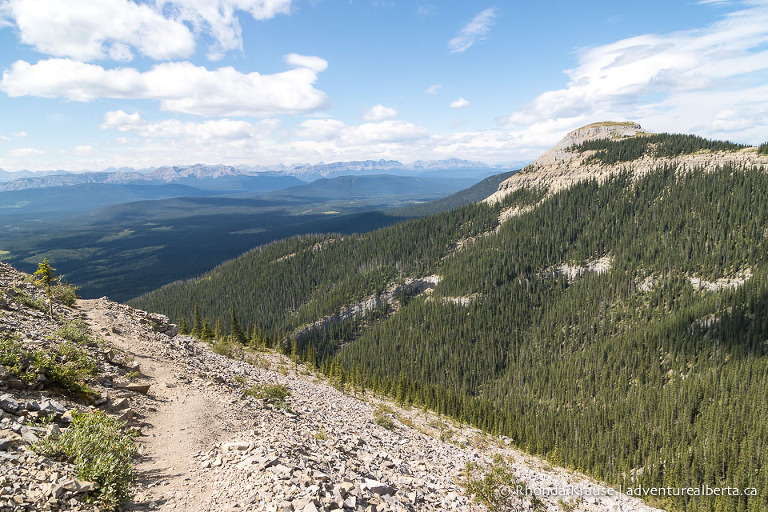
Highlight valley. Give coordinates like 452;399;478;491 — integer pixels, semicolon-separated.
0;164;500;301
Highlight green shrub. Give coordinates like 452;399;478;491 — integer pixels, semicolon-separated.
758;142;768;155
374;413;396;430
211;338;244;359
35;411;136;510
55;319;95;345
53;283;79;306
0;337;96;393
0;337;26;375
12;287;46;312
31;342;97;393
243;382;290;407
464;454;541;512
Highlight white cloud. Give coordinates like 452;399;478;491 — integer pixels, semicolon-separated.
1;57;329;117
339;120;427;146
1;0;196;62
698;0;732;6
73;145;97;156
425;84;442;94
0;135;8;141
497;2;768;145
169;0;291;58
293;119;346;141
448;7;496;54
450;97;471;108
12;131;26;137
363;104;398;121
0;0;293;62
101;110;143;131
284;53;328;73
101;110;280;141
8;147;44;157
417;4;438;17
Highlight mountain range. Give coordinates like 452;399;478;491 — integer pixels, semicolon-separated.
0;158;524;190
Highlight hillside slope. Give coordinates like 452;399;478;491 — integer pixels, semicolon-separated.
133;124;768;512
0;262;660;512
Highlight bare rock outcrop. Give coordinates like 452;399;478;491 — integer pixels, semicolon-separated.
486;121;768;204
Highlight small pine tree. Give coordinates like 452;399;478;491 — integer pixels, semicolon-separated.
192;303;202;338
214;318;223;341
230;306;247;344
179;319;189;335
201;318;214;341
250;326;262;348
33;258;57;317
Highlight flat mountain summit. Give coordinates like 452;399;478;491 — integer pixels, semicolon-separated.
486;121;768;202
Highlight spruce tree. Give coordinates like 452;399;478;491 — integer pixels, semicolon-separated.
230;306;247;344
192;303;201;338
214;318;223;340
201;319;214;341
33;258;57;318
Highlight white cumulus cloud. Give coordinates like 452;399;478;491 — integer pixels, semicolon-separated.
101;110;143;131
284;53;328;73
363;104;398;121
1;57;329;117
450;97;471;108
339;120;427;146
0;0;293;62
0;0;196;61
448;8;496;54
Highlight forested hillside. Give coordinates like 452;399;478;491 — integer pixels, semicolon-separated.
574;133;749;164
132;135;768;511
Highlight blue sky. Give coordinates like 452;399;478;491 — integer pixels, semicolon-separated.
0;0;766;171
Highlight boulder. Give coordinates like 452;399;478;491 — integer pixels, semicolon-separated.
363;479;396;497
0;394;19;413
116;382;151;394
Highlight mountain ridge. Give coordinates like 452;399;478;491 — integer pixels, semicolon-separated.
485;121;767;202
